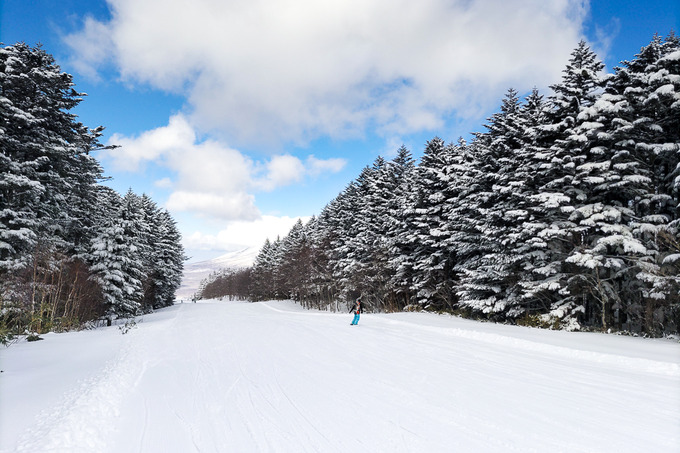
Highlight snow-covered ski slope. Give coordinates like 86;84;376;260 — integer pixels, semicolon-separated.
1;300;678;453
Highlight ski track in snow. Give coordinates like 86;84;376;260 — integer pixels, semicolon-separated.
372;317;680;378
9;339;132;452
1;300;679;453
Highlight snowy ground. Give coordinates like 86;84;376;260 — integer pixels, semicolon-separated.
1;300;679;453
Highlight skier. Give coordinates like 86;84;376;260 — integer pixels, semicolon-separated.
349;298;363;325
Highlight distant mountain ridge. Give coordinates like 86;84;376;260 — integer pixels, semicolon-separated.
176;247;259;300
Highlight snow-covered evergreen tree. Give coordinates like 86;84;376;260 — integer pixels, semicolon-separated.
567;33;680;332
385;146;418;308
346;156;408;308
140;196;185;309
407;137;459;310
250;238;275;301
0;43;104;272
86;190;143;318
521;41;607;328
277;219;309;300
455;89;530;318
442;138;486;306
327;181;363;301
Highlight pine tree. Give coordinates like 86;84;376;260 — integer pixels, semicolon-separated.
521;41;607;328
328;181;363;302
505;88;550;318
407;137;459;310
455;89;529;318
157;208;185;307
269;237;286;299
443;138;486;306
277;219;308;301
385;146;418;308
86;191;143;318
307;206;340;307
568;33;680;332
251;238;275;301
347;156;410;309
0;43;104;272
140;196;185;309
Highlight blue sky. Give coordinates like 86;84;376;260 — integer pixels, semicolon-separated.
2;0;678;262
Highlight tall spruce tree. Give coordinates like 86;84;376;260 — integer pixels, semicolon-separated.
455;90;529;318
87;190;143;318
277;219;310;301
328;181;363;301
153;208;185;308
521;41;607;328
408;138;458;310
251;238;275;301
0;43;104;272
385;146;418;308
567;33;680;332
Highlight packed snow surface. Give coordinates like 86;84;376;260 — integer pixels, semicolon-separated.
1;300;679;453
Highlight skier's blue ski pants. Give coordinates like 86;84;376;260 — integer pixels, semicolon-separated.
351;313;360;325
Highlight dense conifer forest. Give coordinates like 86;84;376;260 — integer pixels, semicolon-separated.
200;34;680;336
0;43;185;343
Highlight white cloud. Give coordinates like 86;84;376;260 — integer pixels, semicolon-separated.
107;114;196;172
253;154;346;190
306;155;347;177
256;155;306;191
166;191;260;221
184;215;310;252
102;114;258;220
103;114;345;221
154;177;173;188
62;16;114;81
66;0;590;146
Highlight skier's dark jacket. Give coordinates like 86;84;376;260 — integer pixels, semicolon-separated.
349;301;364;314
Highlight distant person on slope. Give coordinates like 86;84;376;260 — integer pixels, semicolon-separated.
349;298;363;325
